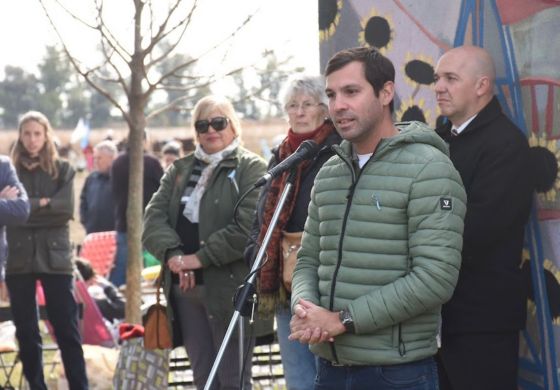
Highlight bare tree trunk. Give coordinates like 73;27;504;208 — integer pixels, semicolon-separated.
125;120;144;325
124;1;146;324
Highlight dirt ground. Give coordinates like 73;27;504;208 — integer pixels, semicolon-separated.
0;119;288;246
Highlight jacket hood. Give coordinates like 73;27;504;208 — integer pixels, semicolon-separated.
394;121;450;156
337;121;449;158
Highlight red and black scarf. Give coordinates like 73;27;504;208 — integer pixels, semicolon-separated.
257;120;335;310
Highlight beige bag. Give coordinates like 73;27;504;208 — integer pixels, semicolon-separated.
281;231;303;292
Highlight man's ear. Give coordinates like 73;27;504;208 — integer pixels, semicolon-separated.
381;81;395;107
475;76;491;97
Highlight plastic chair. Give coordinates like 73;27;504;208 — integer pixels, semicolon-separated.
79;231;117;279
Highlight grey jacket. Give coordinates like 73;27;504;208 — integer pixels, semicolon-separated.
291;121;467;365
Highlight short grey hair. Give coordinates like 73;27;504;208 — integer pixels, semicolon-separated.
280;75;328;108
94;140;118;156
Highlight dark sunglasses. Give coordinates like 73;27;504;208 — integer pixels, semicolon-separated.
194;116;229;134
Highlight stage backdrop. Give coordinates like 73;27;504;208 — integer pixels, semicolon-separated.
317;1;560;389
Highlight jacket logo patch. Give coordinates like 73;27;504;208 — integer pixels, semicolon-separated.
440;197;452;210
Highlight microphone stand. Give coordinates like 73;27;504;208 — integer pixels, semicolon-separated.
204;169;297;390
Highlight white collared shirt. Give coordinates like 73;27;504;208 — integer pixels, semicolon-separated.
452;114;477;135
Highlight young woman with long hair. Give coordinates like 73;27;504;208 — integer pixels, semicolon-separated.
7;111;88;390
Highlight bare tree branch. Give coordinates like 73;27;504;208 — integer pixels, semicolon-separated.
144;0;192;57
93;0;132;64
38;0;130;122
147;7;258;97
144;0;198;70
50;0;96;28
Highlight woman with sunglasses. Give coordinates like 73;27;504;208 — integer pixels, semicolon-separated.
245;75;341;390
6;111;88;390
143;95;267;389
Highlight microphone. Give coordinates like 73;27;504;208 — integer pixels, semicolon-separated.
254;140;320;187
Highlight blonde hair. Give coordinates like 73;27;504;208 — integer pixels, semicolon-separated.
191;95;242;138
12;111;60;178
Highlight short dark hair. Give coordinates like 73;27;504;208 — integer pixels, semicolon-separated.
325;46;395;112
162;140;182;157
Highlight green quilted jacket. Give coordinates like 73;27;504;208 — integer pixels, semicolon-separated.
291;121;467;365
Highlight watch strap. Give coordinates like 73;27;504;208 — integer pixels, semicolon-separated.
339;308;355;334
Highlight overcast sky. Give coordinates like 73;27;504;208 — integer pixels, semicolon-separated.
0;0;320;77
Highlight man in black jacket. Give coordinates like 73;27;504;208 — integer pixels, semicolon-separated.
434;45;533;389
111;132;163;287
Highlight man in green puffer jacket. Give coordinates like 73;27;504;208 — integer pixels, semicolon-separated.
289;47;467;389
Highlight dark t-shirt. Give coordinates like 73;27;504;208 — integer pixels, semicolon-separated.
172;204;203;285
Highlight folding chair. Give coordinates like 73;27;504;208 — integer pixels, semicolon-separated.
0;316;20;389
79;231;117;279
0;289;73;389
73;278;118;348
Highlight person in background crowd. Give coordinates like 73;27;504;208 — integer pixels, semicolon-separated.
161;140;183;170
245;75;341;390
110;130;163;287
103;129;114;142
143;95;267;390
79;140;118;234
75;257;125;323
0;155;30;301
7;111;88;390
434;45;534;390
288;47;466;389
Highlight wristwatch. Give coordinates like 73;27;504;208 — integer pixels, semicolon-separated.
339;308;355;334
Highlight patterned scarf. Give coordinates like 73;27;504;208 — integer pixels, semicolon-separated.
18;155;41;171
181;159;204;204
257;120;335;315
183;137;240;222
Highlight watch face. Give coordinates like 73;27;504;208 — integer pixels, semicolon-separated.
340;309;354;333
340;310;351;324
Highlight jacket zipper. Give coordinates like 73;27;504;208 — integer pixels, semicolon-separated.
328;150;360;364
327;146;389;363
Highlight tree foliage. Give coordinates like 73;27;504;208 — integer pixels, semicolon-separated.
0;46;115;128
0;66;40;127
36;45;70;126
231;52;304;119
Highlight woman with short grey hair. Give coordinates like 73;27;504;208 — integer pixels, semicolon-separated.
246;75;341;390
